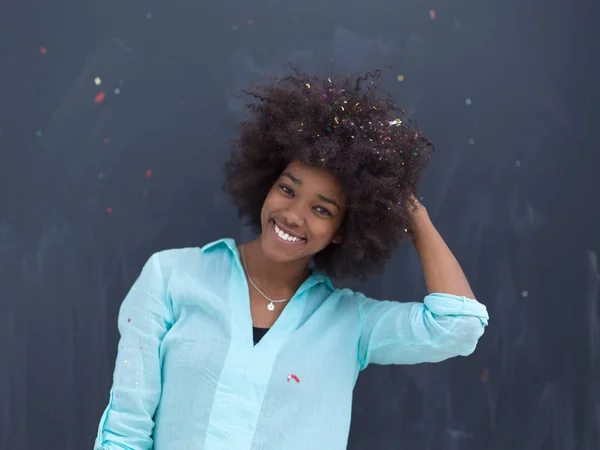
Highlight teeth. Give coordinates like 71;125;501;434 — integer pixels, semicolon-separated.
274;222;304;243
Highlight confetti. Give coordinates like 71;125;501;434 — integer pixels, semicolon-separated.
103;137;110;144
465;98;472;105
39;46;47;55
247;19;254;25
521;290;528;297
468;138;475;145
145;169;153;178
480;368;489;382
106;207;113;213
128;318;131;323
287;373;300;383
114;88;121;95
396;74;405;82
95;77;102;85
95;91;106;103
36;130;42;138
515;160;521;167
429;9;436;20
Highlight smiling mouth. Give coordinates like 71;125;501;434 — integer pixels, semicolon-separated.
271;219;306;245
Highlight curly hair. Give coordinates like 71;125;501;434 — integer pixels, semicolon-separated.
223;65;434;281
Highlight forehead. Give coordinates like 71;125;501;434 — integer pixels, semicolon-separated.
281;161;344;195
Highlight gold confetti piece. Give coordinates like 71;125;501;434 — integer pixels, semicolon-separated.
305;83;311;88
397;74;405;82
94;77;101;85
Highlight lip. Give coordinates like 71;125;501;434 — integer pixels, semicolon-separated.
271;219;306;245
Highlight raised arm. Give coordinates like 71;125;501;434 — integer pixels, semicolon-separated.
94;252;175;449
357;197;489;369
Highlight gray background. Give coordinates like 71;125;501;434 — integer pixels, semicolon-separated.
1;0;599;448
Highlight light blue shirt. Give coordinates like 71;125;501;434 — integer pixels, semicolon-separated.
95;238;489;450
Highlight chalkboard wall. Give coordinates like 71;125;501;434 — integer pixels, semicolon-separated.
1;0;599;448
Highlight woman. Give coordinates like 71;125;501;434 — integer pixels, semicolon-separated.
94;68;489;449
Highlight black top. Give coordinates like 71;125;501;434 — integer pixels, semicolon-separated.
252;326;269;345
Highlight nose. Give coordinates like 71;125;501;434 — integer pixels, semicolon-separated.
281;206;304;228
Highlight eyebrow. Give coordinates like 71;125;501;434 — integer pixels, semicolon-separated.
282;172;340;210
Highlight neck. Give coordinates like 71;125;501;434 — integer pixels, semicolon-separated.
240;238;311;296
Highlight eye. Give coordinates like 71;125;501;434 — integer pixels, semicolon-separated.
279;185;293;195
315;206;333;217
279;185;333;217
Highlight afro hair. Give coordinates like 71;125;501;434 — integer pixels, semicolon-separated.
223;65;434;281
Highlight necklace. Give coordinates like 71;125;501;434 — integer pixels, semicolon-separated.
241;243;292;312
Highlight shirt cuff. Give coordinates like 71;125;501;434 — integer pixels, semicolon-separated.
424;292;489;325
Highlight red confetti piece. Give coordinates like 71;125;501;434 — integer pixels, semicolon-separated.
145;169;153;178
287;373;300;383
40;46;47;55
95;91;106;104
106;207;113;213
429;9;436;20
480;368;489;382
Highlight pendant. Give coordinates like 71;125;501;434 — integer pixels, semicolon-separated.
267;302;275;311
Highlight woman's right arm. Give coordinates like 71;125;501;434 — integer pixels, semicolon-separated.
94;252;175;450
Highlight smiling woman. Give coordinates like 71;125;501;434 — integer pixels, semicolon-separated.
94;66;489;450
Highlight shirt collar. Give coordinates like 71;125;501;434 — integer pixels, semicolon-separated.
201;237;335;292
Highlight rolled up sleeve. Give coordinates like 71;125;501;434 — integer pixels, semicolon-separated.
94;253;174;449
357;292;489;369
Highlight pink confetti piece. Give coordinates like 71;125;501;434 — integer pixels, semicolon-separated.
106;207;113;213
145;169;153;178
429;9;436;20
247;19;254;25
103;137;110;144
287;373;300;383
480;368;489;382
40;46;47;55
95;91;106;104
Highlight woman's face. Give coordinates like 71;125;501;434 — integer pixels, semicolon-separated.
259;160;346;264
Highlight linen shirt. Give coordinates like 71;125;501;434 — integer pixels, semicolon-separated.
94;238;489;450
